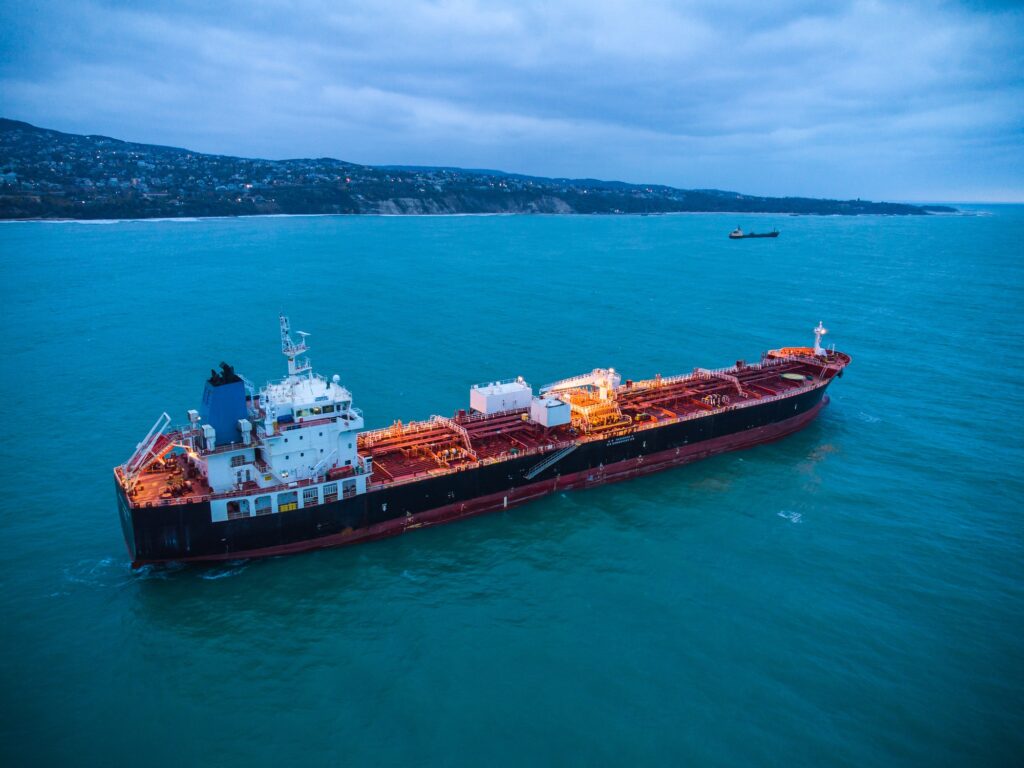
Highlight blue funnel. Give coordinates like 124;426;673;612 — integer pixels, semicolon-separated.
200;362;247;445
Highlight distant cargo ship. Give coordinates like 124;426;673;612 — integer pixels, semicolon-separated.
114;318;849;567
730;227;780;239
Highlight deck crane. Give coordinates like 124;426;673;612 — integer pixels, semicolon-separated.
540;368;622;400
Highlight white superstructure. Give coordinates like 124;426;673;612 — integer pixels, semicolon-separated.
257;367;363;482
120;315;372;523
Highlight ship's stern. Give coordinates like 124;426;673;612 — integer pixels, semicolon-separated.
114;476;138;564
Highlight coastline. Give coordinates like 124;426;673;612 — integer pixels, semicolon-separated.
1;118;959;221
0;208;972;224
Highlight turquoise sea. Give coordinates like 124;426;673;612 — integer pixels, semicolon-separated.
1;209;1022;766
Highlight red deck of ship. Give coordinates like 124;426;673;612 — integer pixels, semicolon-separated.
359;355;842;486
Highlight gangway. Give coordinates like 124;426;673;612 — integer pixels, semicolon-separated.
524;444;578;480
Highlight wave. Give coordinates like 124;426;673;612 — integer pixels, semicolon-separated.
63;556;137;587
132;561;187;580
199;561;250;580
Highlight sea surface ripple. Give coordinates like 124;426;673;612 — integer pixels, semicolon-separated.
0;208;1021;767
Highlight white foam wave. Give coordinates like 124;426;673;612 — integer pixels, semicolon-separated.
132;561;186;580
2;217;203;224
63;556;136;587
200;561;249;580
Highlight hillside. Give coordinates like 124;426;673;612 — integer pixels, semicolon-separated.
0;118;954;219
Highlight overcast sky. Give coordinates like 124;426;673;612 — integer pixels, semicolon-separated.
1;0;1021;201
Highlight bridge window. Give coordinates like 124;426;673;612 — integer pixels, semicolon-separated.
230;454;247;467
342;479;357;499
303;487;319;507
323;483;338;503
277;491;298;512
254;496;272;515
226;499;250;519
323;405;335;414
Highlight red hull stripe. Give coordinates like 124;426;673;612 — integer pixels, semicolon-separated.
135;396;828;566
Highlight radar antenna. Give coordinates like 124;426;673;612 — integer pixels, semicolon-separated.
279;314;312;376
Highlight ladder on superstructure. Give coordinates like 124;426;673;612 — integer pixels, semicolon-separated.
311;448;338;480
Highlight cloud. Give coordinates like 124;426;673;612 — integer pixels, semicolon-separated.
0;0;1021;199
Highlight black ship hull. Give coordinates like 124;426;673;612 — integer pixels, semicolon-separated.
119;383;831;566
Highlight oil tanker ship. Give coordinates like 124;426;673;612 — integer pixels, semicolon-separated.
114;318;850;567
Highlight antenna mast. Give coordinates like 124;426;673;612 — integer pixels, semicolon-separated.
279;314;311;376
813;321;828;356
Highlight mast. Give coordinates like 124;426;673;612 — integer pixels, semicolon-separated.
279;314;311;377
813;321;828;356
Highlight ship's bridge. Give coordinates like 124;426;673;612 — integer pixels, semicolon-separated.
260;372;354;425
178;316;367;496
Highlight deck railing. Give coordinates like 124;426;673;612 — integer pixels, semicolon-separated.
459;406;529;424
